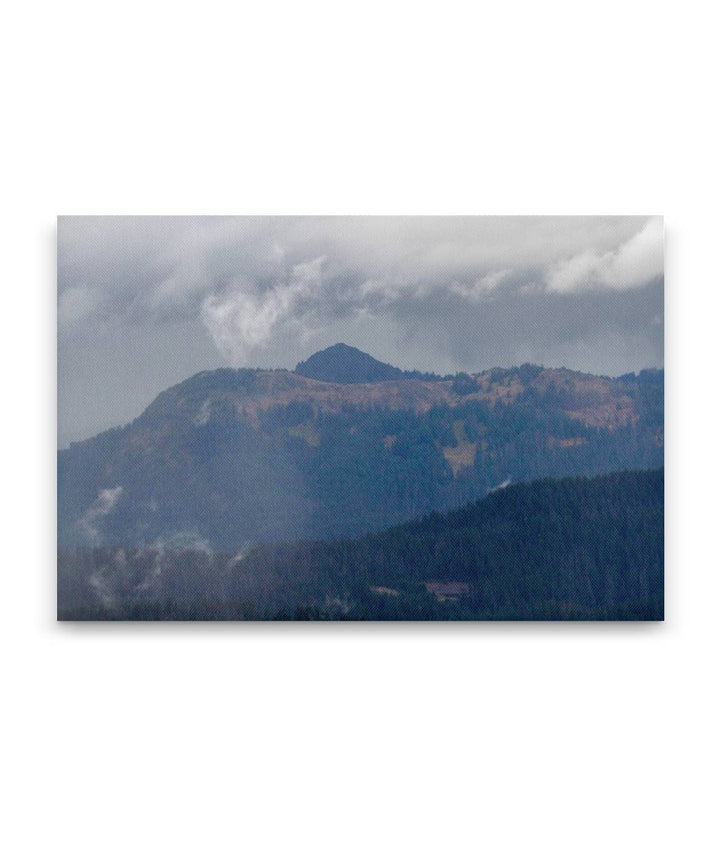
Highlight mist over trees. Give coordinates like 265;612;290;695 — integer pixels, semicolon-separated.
58;469;664;621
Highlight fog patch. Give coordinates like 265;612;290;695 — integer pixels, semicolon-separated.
76;486;123;543
193;399;212;426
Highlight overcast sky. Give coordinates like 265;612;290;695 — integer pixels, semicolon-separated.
58;215;663;447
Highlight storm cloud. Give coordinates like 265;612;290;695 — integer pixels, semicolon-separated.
58;216;663;446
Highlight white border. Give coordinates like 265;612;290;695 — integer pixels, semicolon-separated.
3;2;717;854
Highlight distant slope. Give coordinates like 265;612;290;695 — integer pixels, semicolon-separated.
295;343;405;382
58;345;664;549
58;469;664;620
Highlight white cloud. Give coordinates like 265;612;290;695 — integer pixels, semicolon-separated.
200;257;325;362
76;486;123;542
546;217;663;293
603;216;664;287
450;269;511;301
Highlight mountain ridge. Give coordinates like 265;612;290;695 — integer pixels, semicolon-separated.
58;345;664;549
64;345;663;450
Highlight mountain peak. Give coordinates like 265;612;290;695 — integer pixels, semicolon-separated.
294;343;404;384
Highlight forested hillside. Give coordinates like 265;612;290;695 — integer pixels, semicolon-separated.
58;469;664;621
58;346;664;550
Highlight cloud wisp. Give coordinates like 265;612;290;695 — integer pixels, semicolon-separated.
200;257;326;364
76;486;123;543
546;216;663;293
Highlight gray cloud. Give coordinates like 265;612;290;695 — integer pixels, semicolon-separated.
58;216;663;445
